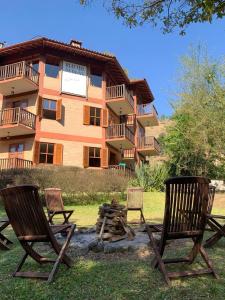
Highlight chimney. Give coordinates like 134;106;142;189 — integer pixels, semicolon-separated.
70;39;82;48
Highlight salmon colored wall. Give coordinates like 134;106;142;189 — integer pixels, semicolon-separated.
39;137;102;168
40;95;103;138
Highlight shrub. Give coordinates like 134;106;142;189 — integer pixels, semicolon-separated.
129;163;168;192
0;166;129;205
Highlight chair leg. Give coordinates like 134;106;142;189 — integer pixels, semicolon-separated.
199;246;219;279
62;212;73;224
140;209;146;224
48;224;75;283
146;226;170;285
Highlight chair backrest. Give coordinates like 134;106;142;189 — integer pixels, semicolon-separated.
0;185;51;240
127;187;144;209
163;176;210;238
207;185;216;215
44;188;64;211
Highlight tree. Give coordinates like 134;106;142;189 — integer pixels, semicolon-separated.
79;0;225;34
161;46;225;178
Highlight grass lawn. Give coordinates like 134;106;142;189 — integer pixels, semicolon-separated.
0;192;225;300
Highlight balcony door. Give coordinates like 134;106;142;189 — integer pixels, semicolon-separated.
8;143;24;168
9;143;24;159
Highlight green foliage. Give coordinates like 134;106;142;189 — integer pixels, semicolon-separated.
129;163;168;192
79;0;225;34
161;46;225;179
0;166;129;205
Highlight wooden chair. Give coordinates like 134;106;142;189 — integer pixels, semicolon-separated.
44;188;74;225
0;185;75;283
146;176;218;285
0;218;13;250
204;186;225;247
127;187;145;224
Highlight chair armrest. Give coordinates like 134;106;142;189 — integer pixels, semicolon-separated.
207;214;225;220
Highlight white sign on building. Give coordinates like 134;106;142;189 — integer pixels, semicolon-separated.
62;61;87;96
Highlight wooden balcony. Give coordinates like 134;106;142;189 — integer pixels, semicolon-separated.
137;104;159;127
123;148;135;160
137;136;160;156
0;61;39;96
106;84;134;115
0;107;36;138
106;124;135;149
0;158;33;170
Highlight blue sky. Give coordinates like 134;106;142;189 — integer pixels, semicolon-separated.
1;0;224;116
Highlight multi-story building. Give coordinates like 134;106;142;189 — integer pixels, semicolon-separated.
0;37;159;172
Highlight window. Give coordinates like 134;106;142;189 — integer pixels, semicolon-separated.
89;147;101;167
45;58;60;78
90;68;102;88
90;107;101;126
39;143;54;164
43;99;57;120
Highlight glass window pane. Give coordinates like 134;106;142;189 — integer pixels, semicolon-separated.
89;157;100;167
43;100;49;109
40;143;47;153
90;74;102;88
48;144;54;154
90;117;95;126
45;64;59;78
95;148;100;157
39;154;46;163
89;147;94;157
18;144;24;152
96;118;100;126
47;155;53;164
50;100;56;110
9;145;16;153
90;107;95;117
96;108;101;118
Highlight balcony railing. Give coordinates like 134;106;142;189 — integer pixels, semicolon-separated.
109;165;134;177
138;136;160;152
137;103;158;116
106;124;135;144
123;148;135;159
0;61;39;85
0;107;36;130
106;84;134;109
0;158;33;170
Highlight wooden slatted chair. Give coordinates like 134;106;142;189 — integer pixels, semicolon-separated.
146;176;218;285
0;218;13;250
127;187;145;224
204;186;225;247
44;188;74;225
0;185;75;283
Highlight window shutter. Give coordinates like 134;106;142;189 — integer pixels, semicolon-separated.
56;98;62;121
83;146;89;168
101;148;109;168
54;144;63;165
33;141;40;164
83;105;90;125
37;96;43;118
101;108;108;128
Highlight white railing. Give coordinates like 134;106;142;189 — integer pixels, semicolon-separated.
0;107;36;129
106;84;134;109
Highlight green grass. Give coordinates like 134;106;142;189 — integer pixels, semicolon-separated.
0;192;225;300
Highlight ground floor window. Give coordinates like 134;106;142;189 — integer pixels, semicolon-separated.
89;147;101;167
39;143;54;164
9;143;24;159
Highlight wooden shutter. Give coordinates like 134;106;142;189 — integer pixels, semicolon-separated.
83;146;89;168
54;144;63;165
101;148;109;168
83;105;90;125
56;98;62;121
101;108;108;128
33;141;40;165
37;96;43;118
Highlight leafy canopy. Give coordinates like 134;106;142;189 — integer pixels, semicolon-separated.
79;0;225;34
162;46;225;178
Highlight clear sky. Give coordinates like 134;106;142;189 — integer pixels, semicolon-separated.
1;0;224;116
